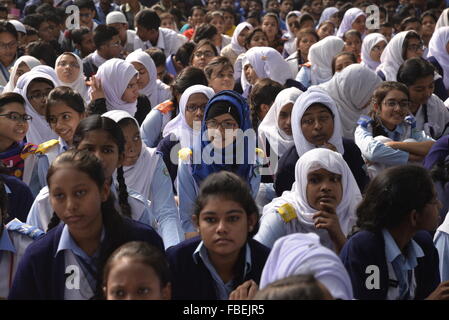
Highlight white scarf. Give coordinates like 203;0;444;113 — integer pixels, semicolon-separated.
102;110;159;199
241;46;294;97
285;11;302;39
318;7;338;26
308;36;345;85
291;86;344;157
231;22;253;56
428;26;449;89
319;64;381;139
376;31;411;81
3;56;41;93
360;33;387;71
436;8;449;30
258;87;302;161
162;85;215;148
55;52;89;102
93;58;138;116
14;71;58;145
336;7;365;38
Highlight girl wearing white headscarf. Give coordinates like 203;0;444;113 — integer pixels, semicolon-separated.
336;7;366;38
221;22;253;66
54;52;89;102
435;8;449;30
254;148;362;252
295;36;345;88
428;26;449;91
360;33;387;71
241;46;294;97
259;233;354;300
319;64;382;139
102;110;184;249
283;11;302;56
318;7;339;27
3;56;41;93
125;49;171;108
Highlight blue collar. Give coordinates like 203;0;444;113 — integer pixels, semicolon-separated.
55;224;104;259
382;229;425;269
0;228;16;253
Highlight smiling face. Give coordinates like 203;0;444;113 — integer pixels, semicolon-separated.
408;75;434;107
120;121;142;167
26;80;54;115
0;102;28;151
301;104;334;146
317;22;334;39
374;89;410;131
56;54;81;84
208;66;234;93
48;102;84;146
306;168;343;211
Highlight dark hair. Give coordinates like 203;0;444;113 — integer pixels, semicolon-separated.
0;92;25;110
342;29;362;42
205;10;224;24
262;11;280;29
369;81;410;138
246;10;261;23
190;5;206;17
400;16;421;31
103;241;171;290
70;27;91;45
401;30;421;60
93;24;119;48
331;51;358;75
193;23;218;43
0;20;17;40
46;149;127;299
24;24;38;37
171;66;208;112
25;41;57;67
248;78;284;130
298;13;315;30
46;86;85;123
135;9;161;31
296;27;319;59
204;56;233;80
145;47;166;67
23;13;46;31
420;9;438;23
193;171;260;238
0;6;7;14
72;115;132;219
397;57;435;86
73;0;96;11
220;7;237;23
253;274;329;300
244;27;267;49
356;165;435;232
190;39;218;64
174;41;196;67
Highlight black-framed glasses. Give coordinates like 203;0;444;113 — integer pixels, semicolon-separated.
27;89;52;101
194;50;215;58
383;99;411;109
206;119;238;129
0;112;32;122
185;104;206;113
407;43;424;52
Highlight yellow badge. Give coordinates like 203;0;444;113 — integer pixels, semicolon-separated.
255;148;265;158
14;169;22;178
277;203;297;223
36;139;59;155
178;148;192;161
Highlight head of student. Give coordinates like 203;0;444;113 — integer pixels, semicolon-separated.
71;27;95;58
135;9;161;44
190;39;218;70
93;24;122;60
204;56;234;93
0;20;18;68
0;92;29;151
103;241;171;300
331;51;357;74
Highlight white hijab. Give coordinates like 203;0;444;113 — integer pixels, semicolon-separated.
241;46;294;97
308;36;345;85
336;7;365;38
231;22;253;55
428;26;449;89
14;70;58;145
258;87;302;160
291;86;344;157
360;33;387;71
125;49;160;107
93;58;138;116
319;64;381;139
32;65;61;86
266;148;361;245
102;110;159;199
3;56;41;93
55;52;89;101
318;7;338;26
285;11;302;38
436;8;449;30
376;31;413;81
259;232;354;300
162;85;215;148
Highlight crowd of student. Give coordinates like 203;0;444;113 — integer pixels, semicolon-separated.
2;0;449;301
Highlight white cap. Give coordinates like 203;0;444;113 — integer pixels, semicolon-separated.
9;19;26;34
106;11;128;25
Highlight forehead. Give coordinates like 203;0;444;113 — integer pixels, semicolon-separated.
59;54;77;62
209;112;237;122
79;129;117;145
28;80;53;92
200;195;246;214
48;166;95;187
0;102;25;112
384;89;408;99
303;103;332;115
307;168;341;177
409;75;434;87
187;92;209;104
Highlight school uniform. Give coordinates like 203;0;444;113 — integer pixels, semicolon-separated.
134;27;187;58
8;217;164;300
340;230;440;300
166;236;270;300
0;141;38;188
412;94;449;140
427;27;449;102
157;135;180;190
82;51;106;79
1;175;34;224
360;33;387;72
141;100;176;148
0;219;44;299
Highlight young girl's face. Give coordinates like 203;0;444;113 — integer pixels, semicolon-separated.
278;103;293;136
206;113;239;149
301;104;334;146
343;34;361;56
14;62;30;87
334;54;355;73
306;168;343;211
351;15;366;34
237;27;250;47
209;66;234;93
48;102;85;145
421;15;436;37
192;44;216;70
49;166;108;232
184;93;209;129
298;34;317;58
77;129;124;180
244;64;258;85
191;9;205;27
26;80;53;115
223;11;235;30
317;22;334;39
56;54;81;84
287;16;299;34
105;257;171;300
404;37;424;60
249;31;268;48
210;16;225;34
131;62;150;90
0;102;29;149
121;75;139;103
375;89;410;130
261;16;278;40
369;40;387;62
120;122;142;167
195;195;256;259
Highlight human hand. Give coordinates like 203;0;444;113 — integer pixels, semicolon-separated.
89;75;105;101
313;202;346;253
229;280;259;300
426;281;449;300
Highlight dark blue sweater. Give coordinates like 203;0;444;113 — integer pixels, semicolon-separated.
8;218;164;300
166;237;270;300
0;174;34;223
340;230;440;300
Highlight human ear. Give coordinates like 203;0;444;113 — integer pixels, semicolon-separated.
409;209;419;228
247;213;257;233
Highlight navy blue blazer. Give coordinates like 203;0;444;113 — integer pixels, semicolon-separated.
274;138;369;196
166;237;270;300
0;174;34;223
340;230;440;300
8;218;164;300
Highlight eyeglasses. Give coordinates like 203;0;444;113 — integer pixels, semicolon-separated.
27;89;52;101
194;50;215;58
0;41;17;50
185;104;206;113
407;43;424;52
383;99;411;109
0;112;32;122
57;61;80;68
206;119;238;129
